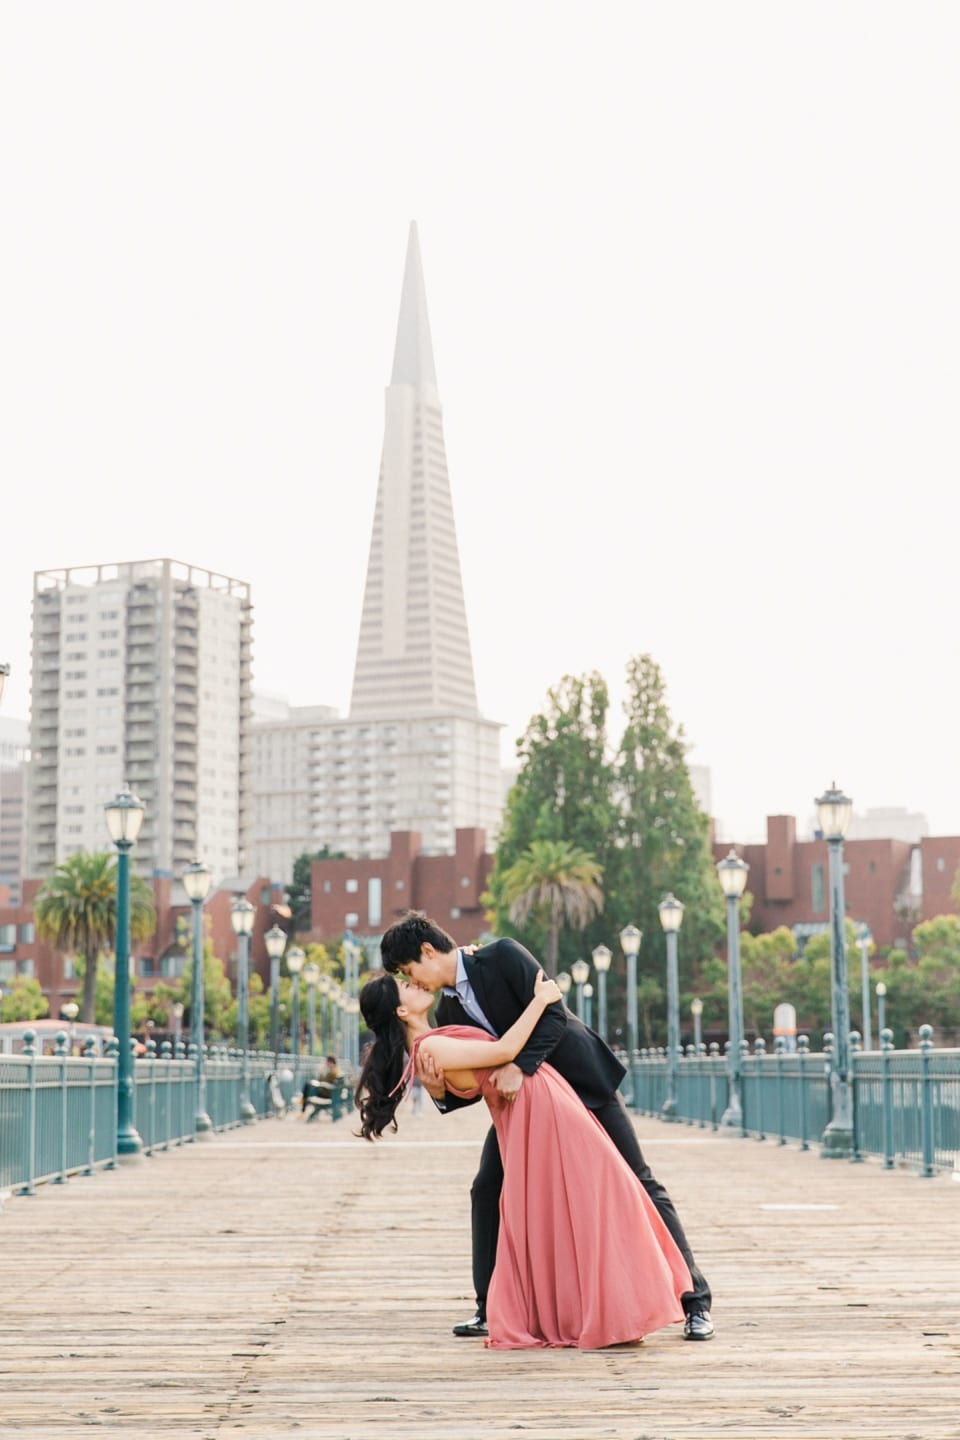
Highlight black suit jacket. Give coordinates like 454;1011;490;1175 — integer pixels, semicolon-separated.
435;937;626;1111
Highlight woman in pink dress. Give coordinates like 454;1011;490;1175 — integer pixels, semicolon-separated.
356;970;691;1350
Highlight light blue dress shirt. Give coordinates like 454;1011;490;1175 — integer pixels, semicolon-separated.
441;950;496;1035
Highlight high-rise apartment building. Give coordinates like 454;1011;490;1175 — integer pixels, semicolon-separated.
252;224;502;883
27;559;252;882
0;716;28;904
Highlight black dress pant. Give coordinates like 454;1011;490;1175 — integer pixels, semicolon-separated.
469;1091;711;1320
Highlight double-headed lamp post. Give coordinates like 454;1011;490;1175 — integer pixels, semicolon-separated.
317;970;332;1054
691;996;703;1053
658;893;684;1123
591;944;612;1042
876;980;887;1041
816;783;854;1159
717;847;749;1129
183;858;213;1138
105;786;146;1161
619;924;642;1106
0;662;9;704
286;946;305;1063
264;924;287;1061
230;897;256;1123
571;957;590;1021
854;923;873;1050
303;962;320;1058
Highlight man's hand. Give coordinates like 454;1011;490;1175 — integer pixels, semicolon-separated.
489;1061;524;1102
415;1046;447;1101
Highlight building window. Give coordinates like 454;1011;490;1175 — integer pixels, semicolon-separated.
937;857;946;873
345;878;358;893
811;863;825;914
20;923;35;944
260;886;271;905
17;959;35;977
368;877;382;928
345;912;359;927
396;880;404;890
450;907;461;919
0;924;16;950
323;881;331;894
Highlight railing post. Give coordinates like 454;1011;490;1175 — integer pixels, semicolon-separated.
775;1035;787;1145
23;1029;38;1196
104;1037;119;1169
160;1041;172;1150
708;1042;719;1130
83;1036;97;1175
739;1038;750;1138
754;1037;766;1140
919;1024;935;1178
797;1035;810;1151
880;1026;895;1170
55;1030;69;1183
849;1031;863;1162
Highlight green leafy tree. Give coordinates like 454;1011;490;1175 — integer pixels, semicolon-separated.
499;839;604;976
611;655;725;999
287;849;347;931
881;915;960;1044
34;851;156;1024
485;673;617;967
0;976;50;1023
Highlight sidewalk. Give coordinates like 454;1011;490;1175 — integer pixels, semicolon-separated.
0;1101;957;1439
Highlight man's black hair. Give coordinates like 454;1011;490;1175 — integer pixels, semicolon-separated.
380;911;457;973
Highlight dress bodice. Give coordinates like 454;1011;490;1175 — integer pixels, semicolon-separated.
400;1024;498;1100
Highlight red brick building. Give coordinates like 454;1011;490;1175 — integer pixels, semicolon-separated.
717;816;960;952
309;827;493;948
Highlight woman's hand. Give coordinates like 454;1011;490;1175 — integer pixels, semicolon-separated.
534;970;563;1007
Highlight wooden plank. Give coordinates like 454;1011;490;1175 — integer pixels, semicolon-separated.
0;1103;957;1439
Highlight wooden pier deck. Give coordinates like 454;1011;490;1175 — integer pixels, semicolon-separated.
0;1101;958;1440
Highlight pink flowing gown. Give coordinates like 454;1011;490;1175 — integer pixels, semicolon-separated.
406;1026;691;1350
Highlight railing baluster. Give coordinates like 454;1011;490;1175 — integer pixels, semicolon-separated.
920;1025;935;1178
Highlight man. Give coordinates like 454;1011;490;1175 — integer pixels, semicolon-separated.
380;911;714;1341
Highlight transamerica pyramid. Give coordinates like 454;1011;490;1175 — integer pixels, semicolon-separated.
349;222;479;718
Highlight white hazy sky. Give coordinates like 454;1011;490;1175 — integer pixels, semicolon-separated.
1;3;958;843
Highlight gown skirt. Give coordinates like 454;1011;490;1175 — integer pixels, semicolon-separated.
407;1026;692;1350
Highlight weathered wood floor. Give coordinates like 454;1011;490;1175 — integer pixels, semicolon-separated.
0;1100;958;1440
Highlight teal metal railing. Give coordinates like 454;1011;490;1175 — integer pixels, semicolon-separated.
627;1029;960;1173
0;1029;342;1197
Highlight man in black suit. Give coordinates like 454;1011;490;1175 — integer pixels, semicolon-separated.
380;912;714;1341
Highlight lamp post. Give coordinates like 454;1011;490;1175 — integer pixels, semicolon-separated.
171;1001;184;1049
717;847;749;1129
854;922;873;1050
619;924;642;1107
555;970;572;1005
230;897;256;1123
303;962;319;1058
691;997;703;1054
591;944;612;1041
317;970;331;1054
183;858;213;1137
658;893;684;1123
105;785;146;1161
286;946;305;1063
571;957;590;1021
61;1000;79;1053
264;924;287;1061
0;662;9;705
876;981;887;1043
816;782;854;1159
583;982;594;1030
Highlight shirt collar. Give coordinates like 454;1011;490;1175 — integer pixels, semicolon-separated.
441;949;468;997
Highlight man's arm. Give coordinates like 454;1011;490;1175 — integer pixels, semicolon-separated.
484;937;568;1076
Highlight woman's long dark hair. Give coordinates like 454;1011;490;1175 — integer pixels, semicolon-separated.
355;972;408;1141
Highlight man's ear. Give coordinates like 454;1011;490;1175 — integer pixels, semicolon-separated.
420;942;436;961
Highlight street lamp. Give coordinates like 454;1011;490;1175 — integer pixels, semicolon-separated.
571;957;590;1021
286;946;305;1063
555;970;572;1003
592;944;612;1042
691;996;703;1053
619;924;642;1107
264;924;287;1061
61;1000;79;1053
717;847;749;1129
182;858;213;1138
104;785;146;1161
658;893;684;1123
583;982;594;1030
230;896;256;1123
854;922;873;1050
171;1001;184;1049
317;970;332;1054
876;981;887;1043
816;782;854;1159
303;962;320;1058
0;662;9;705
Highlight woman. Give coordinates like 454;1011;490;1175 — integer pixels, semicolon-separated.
356;970;691;1350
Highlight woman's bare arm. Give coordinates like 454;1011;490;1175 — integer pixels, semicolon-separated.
419;971;562;1074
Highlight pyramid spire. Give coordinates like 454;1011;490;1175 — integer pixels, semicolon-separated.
390;222;438;389
349;226;478;720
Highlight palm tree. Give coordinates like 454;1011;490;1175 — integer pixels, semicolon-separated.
500;839;604;976
34;851;156;1024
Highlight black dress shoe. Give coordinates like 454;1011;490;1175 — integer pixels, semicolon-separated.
452;1313;488;1337
683;1309;715;1341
